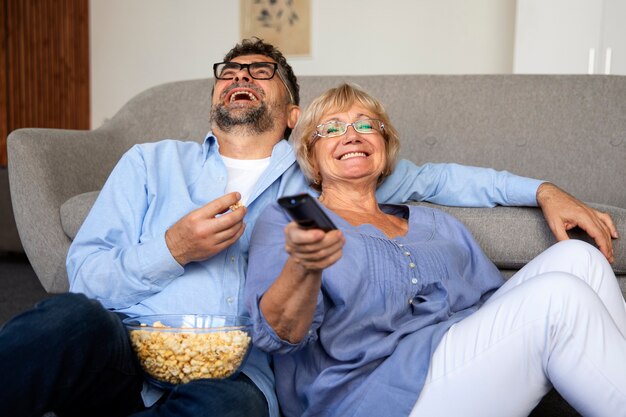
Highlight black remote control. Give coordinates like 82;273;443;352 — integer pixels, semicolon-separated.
278;193;337;232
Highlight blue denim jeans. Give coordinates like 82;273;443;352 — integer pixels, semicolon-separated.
0;293;269;417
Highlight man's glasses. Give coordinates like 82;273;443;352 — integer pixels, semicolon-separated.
213;62;278;80
212;61;296;104
314;119;385;139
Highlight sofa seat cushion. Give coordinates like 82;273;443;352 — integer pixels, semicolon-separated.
60;192;626;274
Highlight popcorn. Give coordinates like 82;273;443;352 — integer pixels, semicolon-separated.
229;201;244;211
129;324;251;385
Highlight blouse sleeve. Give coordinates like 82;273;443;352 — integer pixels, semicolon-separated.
244;202;325;354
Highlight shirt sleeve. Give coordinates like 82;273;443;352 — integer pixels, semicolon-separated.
376;160;545;207
245;202;324;354
67;145;184;309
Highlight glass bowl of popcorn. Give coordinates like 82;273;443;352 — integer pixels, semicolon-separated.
123;314;253;388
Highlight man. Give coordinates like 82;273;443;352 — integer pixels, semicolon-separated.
0;38;617;417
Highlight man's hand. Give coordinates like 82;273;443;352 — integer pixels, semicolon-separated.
537;183;619;263
165;192;246;266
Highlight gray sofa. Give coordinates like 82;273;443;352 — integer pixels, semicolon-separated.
8;74;626;294
7;74;626;416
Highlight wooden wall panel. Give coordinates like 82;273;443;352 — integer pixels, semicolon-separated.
0;0;8;167
1;0;89;167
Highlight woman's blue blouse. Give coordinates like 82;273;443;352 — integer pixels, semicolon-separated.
245;202;505;417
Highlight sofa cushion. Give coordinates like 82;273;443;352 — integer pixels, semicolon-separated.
410;202;626;274
60;191;626;274
60;191;99;240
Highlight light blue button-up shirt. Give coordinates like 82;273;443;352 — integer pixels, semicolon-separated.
67;133;542;416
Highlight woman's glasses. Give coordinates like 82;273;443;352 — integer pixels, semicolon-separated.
313;119;384;139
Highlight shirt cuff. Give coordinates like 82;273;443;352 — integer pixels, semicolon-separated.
251;294;316;354
135;233;185;283
504;176;545;207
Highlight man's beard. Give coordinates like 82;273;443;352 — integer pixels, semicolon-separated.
210;101;276;135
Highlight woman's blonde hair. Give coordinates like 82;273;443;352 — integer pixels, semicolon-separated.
291;84;400;192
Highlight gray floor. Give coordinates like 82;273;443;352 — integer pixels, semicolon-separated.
0;252;52;325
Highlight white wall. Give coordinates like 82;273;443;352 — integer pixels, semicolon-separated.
90;0;516;128
513;0;626;75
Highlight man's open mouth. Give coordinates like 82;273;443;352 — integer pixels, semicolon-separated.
225;88;261;104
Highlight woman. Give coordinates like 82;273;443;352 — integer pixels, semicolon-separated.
244;84;626;417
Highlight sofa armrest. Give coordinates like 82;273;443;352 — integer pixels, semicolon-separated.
7;127;132;293
410;202;626;274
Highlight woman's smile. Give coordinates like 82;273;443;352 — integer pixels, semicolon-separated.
338;151;368;161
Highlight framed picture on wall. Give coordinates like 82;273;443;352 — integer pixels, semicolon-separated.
240;0;311;57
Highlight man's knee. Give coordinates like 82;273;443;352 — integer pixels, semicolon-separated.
31;293;121;342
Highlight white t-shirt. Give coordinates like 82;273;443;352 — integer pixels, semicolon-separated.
221;155;271;205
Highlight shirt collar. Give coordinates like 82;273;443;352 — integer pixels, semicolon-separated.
203;131;295;163
202;132;218;158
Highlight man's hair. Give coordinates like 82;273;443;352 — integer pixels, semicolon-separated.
223;37;300;106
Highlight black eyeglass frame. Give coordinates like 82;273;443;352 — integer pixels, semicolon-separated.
212;61;296;104
213;62;279;80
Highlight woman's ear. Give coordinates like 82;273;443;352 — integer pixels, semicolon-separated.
287;105;301;129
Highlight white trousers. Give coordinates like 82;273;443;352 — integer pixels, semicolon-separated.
410;240;626;417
